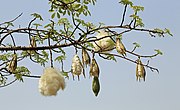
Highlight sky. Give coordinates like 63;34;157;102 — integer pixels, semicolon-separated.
0;0;180;110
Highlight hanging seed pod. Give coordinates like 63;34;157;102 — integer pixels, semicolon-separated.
116;37;126;56
28;36;37;54
71;54;85;80
31;36;37;47
92;76;100;97
93;30;115;52
136;58;146;82
82;48;91;68
39;67;66;96
90;58;99;78
7;54;17;73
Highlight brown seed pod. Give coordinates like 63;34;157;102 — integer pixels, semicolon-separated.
71;54;85;80
90;58;99;78
7;54;17;73
82;48;91;68
136;58;146;82
116;37;126;56
28;36;37;54
31;36;37;47
92;76;100;97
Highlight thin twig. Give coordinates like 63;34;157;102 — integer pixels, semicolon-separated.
0;13;23;26
0;79;17;88
120;4;128;26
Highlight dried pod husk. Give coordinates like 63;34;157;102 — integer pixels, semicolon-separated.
116;37;126;56
136;58;146;82
38;67;66;96
93;30;115;52
71;54;85;80
82;48;91;68
92;76;100;97
90;58;99;77
31;36;37;47
7;54;17;73
28;36;37;54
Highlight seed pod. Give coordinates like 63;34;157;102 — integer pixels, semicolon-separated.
136;58;146;82
39;67;66;96
116;37;126;56
93;30;115;52
82;48;91;68
71;54;85;80
28;36;37;54
92;76;100;97
31;36;36;47
7;54;17;73
90;58;99;78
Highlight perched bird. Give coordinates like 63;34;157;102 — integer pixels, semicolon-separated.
93;30;115;52
116;37;126;56
136;58;146;82
71;54;85;80
39;67;65;96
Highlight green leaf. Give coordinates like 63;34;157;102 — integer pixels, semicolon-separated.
31;13;43;21
62;71;69;78
55;55;66;63
131;5;144;13
33;23;42;29
106;54;117;62
14;73;23;82
119;0;133;6
57;12;61;18
133;42;141;48
164;28;173;36
154;49;163;55
51;13;56;19
153;28;164;37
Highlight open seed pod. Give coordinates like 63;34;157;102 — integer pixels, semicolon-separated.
71;54;85;80
82;48;91;68
116;37;126;56
93;30;115;52
136;58;146;82
7;54;17;73
90;58;99;78
39;67;66;96
92;76;100;97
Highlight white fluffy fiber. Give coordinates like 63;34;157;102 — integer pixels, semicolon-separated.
39;67;65;96
71;54;82;76
93;30;115;51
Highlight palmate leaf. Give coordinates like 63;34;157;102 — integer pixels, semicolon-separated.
133;42;141;48
119;0;133;6
154;49;163;55
31;13;43;21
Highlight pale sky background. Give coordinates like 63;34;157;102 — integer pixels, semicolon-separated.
0;0;180;110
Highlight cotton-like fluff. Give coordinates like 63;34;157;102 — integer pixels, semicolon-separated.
39;67;65;96
71;54;85;80
93;30;115;52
